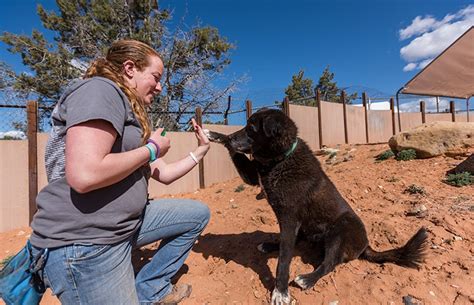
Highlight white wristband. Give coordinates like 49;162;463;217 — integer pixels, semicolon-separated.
189;152;199;164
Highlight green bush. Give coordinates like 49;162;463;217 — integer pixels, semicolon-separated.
445;172;474;187
396;149;417;161
376;150;395;161
234;184;245;192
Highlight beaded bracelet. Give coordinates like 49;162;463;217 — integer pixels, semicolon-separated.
144;143;157;163
146;139;161;158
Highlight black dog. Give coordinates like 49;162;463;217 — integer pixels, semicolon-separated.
206;109;428;305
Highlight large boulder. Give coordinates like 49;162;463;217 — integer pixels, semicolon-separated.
388;121;474;158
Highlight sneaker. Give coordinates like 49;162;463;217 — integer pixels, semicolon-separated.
155;284;192;305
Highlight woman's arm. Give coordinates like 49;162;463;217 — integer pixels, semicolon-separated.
65;119;151;193
150;119;210;184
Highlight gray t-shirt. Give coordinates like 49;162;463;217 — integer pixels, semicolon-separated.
30;76;149;248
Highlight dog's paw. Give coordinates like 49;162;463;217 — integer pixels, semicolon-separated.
294;274;314;290
205;130;227;143
271;288;291;305
202;129;211;138
257;242;279;253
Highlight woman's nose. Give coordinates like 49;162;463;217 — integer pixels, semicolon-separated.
155;82;162;93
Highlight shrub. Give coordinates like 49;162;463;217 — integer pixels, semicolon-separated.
396;149;417;161
234;184;245;192
404;184;426;195
376;150;395;161
385;176;399;183
444;172;474;187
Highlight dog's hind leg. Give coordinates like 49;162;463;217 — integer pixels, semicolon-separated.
294;212;368;290
293;238;345;290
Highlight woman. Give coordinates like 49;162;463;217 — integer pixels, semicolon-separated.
29;39;210;305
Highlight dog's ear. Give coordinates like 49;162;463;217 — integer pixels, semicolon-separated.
262;115;283;138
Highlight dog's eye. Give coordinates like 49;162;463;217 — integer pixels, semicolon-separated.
248;124;258;134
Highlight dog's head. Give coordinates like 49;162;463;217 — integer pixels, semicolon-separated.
228;108;298;159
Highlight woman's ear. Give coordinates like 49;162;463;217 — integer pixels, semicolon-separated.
123;60;136;78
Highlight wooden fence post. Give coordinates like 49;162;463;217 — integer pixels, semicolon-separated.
245;100;252;121
195;107;205;189
315;89;323;148
223;95;231;125
390;98;396;135
467;98;470;122
27;100;38;224
362;92;369;143
283;97;290;117
450;101;456;122
420;101;426;124
341;91;348;144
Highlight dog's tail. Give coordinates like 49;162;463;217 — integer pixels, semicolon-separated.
359;227;428;268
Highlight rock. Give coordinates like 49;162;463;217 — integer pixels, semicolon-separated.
402;295;423;305
315;147;340;156
447;153;474;175
388;121;474;158
405;204;428;218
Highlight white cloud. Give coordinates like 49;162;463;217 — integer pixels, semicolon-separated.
399;14;456;40
403;63;418;72
398;97;452;112
0;130;26;140
418;58;433;69
399;5;474;71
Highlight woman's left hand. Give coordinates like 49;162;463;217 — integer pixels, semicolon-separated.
191;118;210;147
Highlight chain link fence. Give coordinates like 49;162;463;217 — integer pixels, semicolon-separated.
0;104;28;139
0;97;279;139
2;92;469;140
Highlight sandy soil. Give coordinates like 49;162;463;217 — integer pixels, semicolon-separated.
1;144;473;305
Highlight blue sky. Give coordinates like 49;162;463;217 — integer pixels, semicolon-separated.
1;0;473;117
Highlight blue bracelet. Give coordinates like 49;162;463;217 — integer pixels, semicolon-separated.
144;143;157;163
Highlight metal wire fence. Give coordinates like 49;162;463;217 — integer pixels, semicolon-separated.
1;91;469;139
0;98;283;139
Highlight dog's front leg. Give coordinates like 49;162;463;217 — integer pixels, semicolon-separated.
272;218;301;305
205;130;259;185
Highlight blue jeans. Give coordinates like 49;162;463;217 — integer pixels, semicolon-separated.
32;199;210;305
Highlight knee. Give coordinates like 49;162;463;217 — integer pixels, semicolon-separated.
186;199;210;231
196;201;211;230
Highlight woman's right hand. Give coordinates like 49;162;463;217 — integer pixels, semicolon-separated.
149;128;170;157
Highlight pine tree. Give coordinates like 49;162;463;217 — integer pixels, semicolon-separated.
284;70;316;106
0;0;240;130
316;66;357;104
284;67;357;107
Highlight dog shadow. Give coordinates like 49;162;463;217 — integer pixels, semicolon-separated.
131;231;325;291
192;231;325;291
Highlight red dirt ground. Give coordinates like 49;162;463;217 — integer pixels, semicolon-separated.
1;144;473;305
